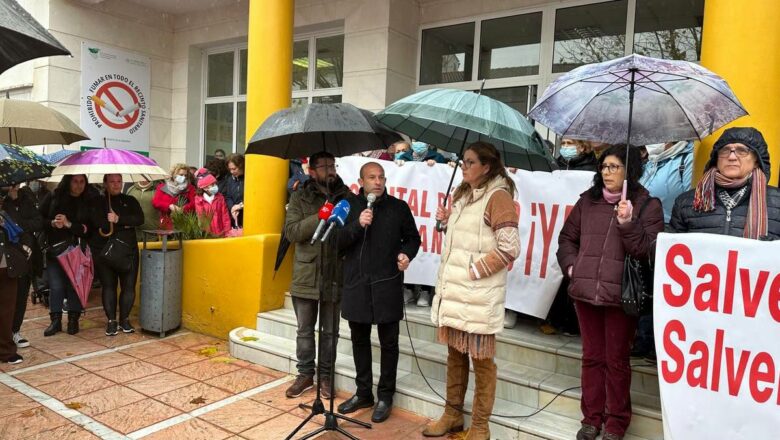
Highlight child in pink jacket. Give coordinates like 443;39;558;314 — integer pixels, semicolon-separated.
194;168;231;237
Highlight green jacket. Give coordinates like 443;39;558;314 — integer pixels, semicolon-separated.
126;182;161;242
284;178;351;301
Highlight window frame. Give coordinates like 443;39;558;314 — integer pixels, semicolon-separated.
292;28;345;105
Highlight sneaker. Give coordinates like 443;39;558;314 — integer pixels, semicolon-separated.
285;375;314;398
105;320;118;336
402;287;416;305
416;289;432;307
503;310;518;329
5;354;23;365
12;333;30;348
118;319;135;333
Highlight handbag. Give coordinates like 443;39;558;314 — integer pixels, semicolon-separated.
621;197;659;317
99;237;135;273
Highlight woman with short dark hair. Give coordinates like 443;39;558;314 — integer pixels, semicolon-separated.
557;145;664;440
225;154;245;228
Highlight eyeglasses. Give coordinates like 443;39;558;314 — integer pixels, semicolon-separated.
599;164;624;174
313;164;338;171
460;159;481;169
717;146;752;158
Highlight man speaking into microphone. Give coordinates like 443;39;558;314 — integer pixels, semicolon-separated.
283;151;351;400
337;162;421;423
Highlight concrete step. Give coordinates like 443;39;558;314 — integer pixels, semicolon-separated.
230;328;658;440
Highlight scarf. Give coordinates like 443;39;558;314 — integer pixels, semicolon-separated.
602;188;621;204
693;167;768;239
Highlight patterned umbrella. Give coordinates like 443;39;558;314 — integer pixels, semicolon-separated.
0;143;53;186
50;148;167;183
528;54;747;146
42;148;79;164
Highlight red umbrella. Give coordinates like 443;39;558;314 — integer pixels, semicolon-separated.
56;243;94;308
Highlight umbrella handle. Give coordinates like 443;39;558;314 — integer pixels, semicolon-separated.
98;193;114;237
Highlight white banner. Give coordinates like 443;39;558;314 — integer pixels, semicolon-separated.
654;233;780;440
336;157;593;318
80;41;150;152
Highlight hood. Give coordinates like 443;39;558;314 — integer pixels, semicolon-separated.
707;127;771;180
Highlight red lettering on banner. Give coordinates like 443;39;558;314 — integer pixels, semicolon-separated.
687;341;710;389
538;204;559;279
711;327;723;391
740;268;771;318
564;204;574;220
349;183;360;194
431;226;442;255
408;190;420;216
662;320;686;383
694;264;720;312
749;352;775;403
723;250;738;315
420;191;431;218
396;186;408;201
419;225;428;253
664;244;692;307
725;345;751;397
524;203;537;276
769;276;780;323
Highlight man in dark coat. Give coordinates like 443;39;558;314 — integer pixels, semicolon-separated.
336;162;421;423
283;151;351;400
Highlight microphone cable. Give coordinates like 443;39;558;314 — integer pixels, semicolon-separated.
356;229;582;420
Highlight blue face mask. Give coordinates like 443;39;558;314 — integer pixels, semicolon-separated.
394;151;406;160
411;142;428;155
559;146;579;160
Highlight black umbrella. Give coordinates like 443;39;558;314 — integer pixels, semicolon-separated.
247;102;401;274
0;143;53;186
246;103;400;157
0;0;71;74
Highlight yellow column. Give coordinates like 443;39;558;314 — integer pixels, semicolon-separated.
698;0;780;186
244;0;293;235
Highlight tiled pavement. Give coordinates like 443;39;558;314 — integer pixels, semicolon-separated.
0;294;435;440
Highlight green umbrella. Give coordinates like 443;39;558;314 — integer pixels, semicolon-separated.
376;87;553;171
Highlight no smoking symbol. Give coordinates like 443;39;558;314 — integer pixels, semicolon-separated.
93;81;141;130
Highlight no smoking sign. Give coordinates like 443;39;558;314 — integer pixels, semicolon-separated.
92;81;142;129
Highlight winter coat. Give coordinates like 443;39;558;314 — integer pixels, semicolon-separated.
338;190;421;324
152;182;196;215
435;176;514;335
640;141;693;223
39;192;92;259
223;174;245;227
669;186;780;239
556;152;598;172
2;190;42;276
283;178;351;302
88;193;144;254
557;188;664;307
126;183;161;241
0;228;31;278
194;193;232;237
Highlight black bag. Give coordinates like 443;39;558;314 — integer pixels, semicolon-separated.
99;238;135;273
621;197;659;317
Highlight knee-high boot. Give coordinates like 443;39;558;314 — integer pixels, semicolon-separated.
423;347;469;437
464;356;497;440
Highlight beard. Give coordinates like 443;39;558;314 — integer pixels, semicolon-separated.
315;175;342;194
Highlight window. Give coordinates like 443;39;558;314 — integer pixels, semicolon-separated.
634;0;705;61
203;47;247;162
481;86;538;116
292;33;344;105
420;22;475;85
552;1;628;73
479;13;543;79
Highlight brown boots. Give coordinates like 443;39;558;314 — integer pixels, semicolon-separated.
423;347;468;436
423;348;497;439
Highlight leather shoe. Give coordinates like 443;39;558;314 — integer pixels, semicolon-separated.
337;394;374;414
371;400;392;423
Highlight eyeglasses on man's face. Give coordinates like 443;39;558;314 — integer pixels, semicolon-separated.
717;146;752;158
599;163;624;174
313;163;338;171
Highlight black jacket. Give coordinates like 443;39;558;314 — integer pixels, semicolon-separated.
39;192;92;258
223;174;245;227
338;190;421;324
670;185;780;239
556;152;598;172
88;193;144;252
2;191;43;276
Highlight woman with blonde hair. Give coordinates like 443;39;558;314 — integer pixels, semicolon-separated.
424;142;520;440
152;163;196;217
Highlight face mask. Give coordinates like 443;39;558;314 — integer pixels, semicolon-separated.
28;181;41;192
174;175;186;184
645;143;666;158
394;151;406;160
411;142;428;155
207;186;219;196
559;146;579;160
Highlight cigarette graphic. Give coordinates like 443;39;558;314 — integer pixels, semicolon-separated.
117;103;140;117
89;95;120;117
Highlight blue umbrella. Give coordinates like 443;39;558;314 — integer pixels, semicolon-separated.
0;143;53;186
42;148;78;164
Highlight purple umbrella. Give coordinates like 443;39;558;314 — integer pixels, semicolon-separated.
50;148;167;183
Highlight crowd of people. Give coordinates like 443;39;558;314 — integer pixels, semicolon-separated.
0;153;247;365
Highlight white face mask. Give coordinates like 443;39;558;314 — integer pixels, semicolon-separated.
174;175;186;184
645;143;666;158
28;181;41;192
207;185;219;196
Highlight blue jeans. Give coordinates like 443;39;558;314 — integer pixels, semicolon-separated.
47;259;83;314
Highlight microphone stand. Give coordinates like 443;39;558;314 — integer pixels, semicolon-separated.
285;192;371;440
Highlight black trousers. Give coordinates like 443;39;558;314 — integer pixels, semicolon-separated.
12;274;31;333
0;269;18;360
94;253;139;321
349;320;399;403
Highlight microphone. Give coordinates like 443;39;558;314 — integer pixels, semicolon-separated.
321;199;351;242
310;202;334;245
366;193;377;210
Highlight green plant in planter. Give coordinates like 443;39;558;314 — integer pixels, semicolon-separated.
170;210;216;240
